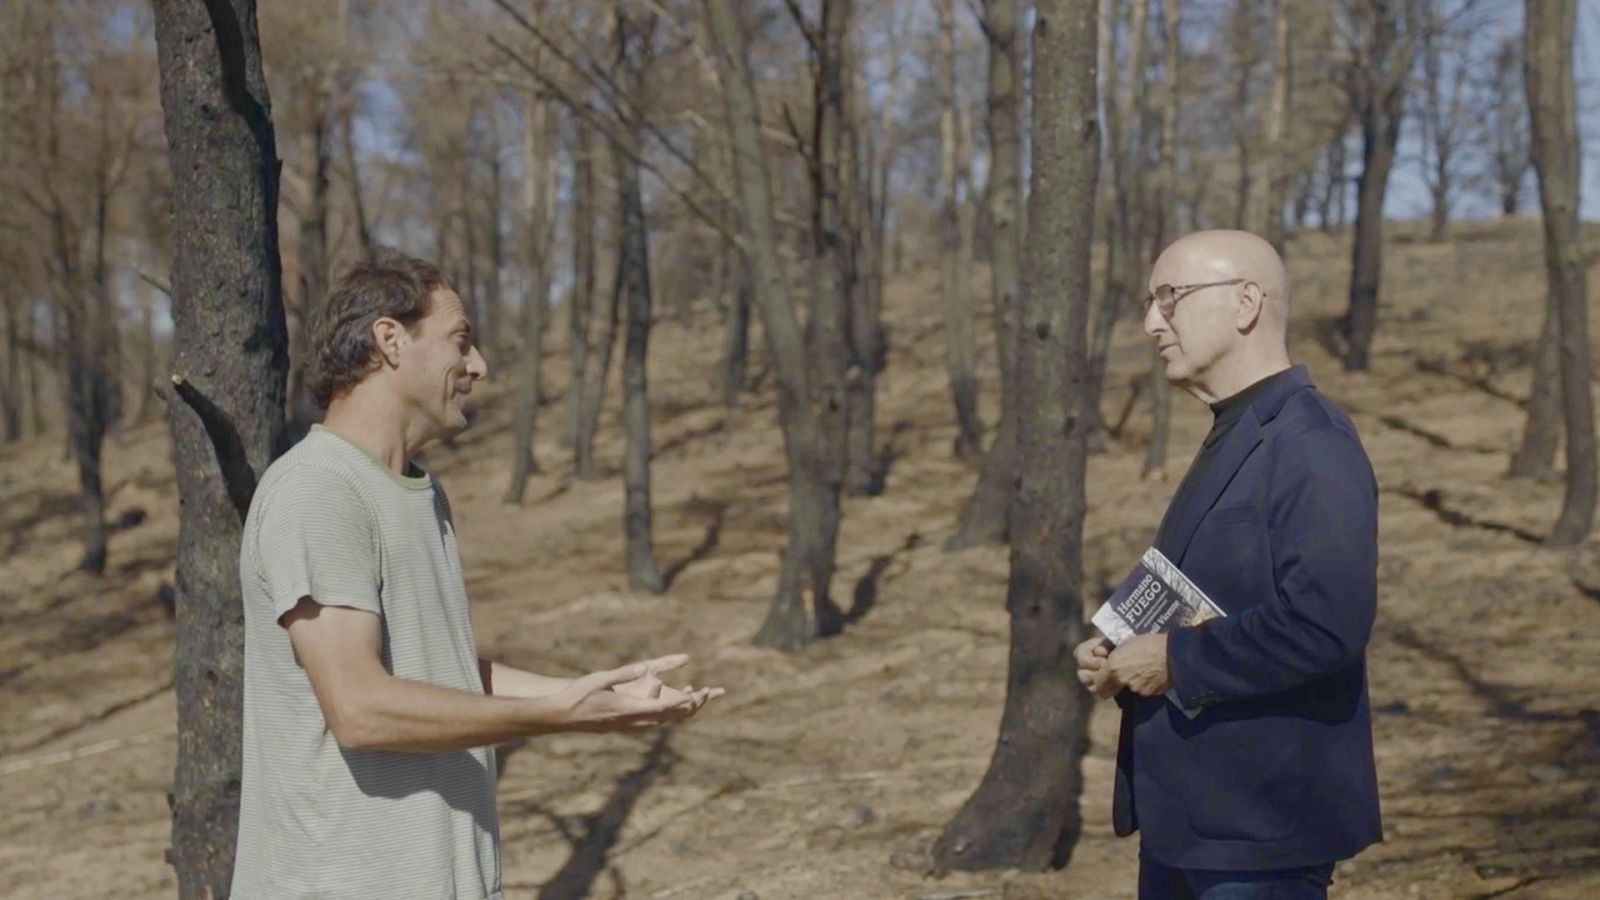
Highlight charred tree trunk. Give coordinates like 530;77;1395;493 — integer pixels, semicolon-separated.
934;0;1098;870
288;93;330;428
1510;294;1561;480
574;133;620;481
567;121;597;448
705;0;846;648
485;108;506;365
1251;0;1291;251
1527;0;1596;545
614;4;664;592
721;251;752;408
1342;2;1408;372
939;0;982;460
153;0;290;894
1087;0;1147;449
1143;0;1180;481
842;27;883;495
505;88;553;504
1;287;21;443
947;0;1022;550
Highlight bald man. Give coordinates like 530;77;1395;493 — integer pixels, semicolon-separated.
1075;231;1381;899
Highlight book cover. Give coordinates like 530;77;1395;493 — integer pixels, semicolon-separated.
1091;546;1226;715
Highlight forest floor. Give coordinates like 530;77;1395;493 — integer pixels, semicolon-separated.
4;219;1600;899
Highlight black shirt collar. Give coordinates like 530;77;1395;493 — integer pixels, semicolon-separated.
1204;366;1297;445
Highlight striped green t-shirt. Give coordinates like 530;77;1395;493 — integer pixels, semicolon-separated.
232;426;501;899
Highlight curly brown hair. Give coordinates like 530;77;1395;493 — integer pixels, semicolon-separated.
303;249;453;408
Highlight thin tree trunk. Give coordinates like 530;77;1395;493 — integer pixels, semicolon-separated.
566;121;597;448
614;3;664;592
505;89;553;504
1527;0;1596;545
1087;0;1147;447
134;276;160;425
1510;293;1561;479
288;93;330;428
1;287;20;442
153;0;290;893
934;0;1098;870
940;0;982;460
1343;5;1406;373
575;270;619;481
845;24;894;496
947;0;1022;550
1143;0;1180;481
1251;0;1291;251
705;0;846;648
485;106;506;365
721;251;751;408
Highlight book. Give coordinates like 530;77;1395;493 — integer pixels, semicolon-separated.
1091;546;1226;716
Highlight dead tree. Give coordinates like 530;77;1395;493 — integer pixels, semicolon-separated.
1412;0;1475;243
152;0;290;894
505;84;555;503
844;3;895;496
567;119;598;447
613;1;664;591
704;0;848;648
1338;0;1414;372
1249;0;1291;250
939;0;982;460
1526;0;1595;546
1143;0;1180;481
933;0;1098;870
1483;36;1530;217
1086;0;1148;448
946;0;1023;550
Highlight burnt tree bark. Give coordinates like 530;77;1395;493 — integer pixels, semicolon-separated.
505;86;554;504
1143;0;1180;481
933;0;1098;870
613;3;665;591
939;0;982;460
842;24;884;495
947;0;1023;550
705;0;847;648
152;0;290;895
843;20;890;496
1086;0;1147;450
566;120;598;448
1341;0;1411;372
1526;0;1595;545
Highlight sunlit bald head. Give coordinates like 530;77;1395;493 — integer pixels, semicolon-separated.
1143;230;1294;403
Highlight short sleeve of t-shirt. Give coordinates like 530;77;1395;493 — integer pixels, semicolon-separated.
253;465;381;621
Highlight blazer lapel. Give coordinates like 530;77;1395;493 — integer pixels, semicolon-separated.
1158;408;1264;566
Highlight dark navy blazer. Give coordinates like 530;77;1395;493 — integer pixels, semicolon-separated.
1113;365;1383;871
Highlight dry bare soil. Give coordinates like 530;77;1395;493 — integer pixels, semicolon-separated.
3;220;1600;899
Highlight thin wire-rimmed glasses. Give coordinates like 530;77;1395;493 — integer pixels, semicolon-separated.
1144;278;1247;319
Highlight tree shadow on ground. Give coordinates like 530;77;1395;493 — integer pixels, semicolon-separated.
500;731;678;900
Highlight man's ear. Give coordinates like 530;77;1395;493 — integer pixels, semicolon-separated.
1235;281;1265;333
371;316;407;368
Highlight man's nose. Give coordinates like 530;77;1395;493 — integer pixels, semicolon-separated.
467;345;489;380
1143;301;1164;338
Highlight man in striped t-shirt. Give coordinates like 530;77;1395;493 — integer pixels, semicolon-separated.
232;251;721;899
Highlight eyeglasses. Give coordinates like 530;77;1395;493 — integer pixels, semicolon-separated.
1144;278;1248;319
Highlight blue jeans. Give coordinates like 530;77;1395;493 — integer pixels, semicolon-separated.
1138;853;1335;900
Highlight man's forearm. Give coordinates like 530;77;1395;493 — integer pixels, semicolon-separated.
337;673;572;754
479;659;575;699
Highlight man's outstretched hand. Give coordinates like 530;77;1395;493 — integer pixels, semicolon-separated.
553;655;724;733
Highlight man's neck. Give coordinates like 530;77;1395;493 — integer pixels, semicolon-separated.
1189;351;1292;406
320;387;418;475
